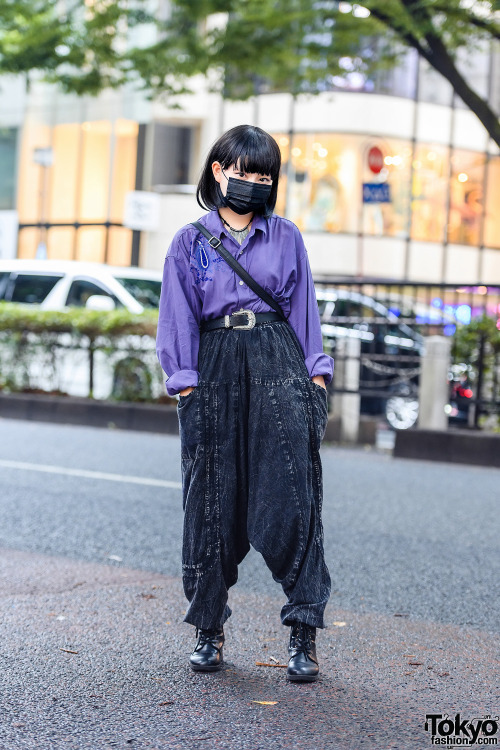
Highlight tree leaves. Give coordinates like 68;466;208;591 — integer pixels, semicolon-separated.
0;0;498;142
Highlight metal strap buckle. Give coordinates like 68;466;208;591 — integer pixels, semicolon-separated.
225;308;256;330
208;236;221;249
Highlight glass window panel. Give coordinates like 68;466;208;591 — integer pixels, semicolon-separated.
47;227;76;260
48;124;80;222
76;227;106;263
484;157;500;249
0;272;10;299
10;274;63;304
106;227;132;266
109;120;138;223
448;150;485;246
276;132;410;238
275;132;360;233
151;124;193;186
66;278;121;308
17;121;51;223
418;60;453;106
79;121;111;222
361;138;411;238
17;228;39;259
411;144;449;243
274;133;289;218
114;276;162;308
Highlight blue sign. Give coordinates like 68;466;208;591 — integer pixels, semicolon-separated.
363;183;391;203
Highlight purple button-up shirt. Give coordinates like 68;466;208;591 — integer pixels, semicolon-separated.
156;210;334;396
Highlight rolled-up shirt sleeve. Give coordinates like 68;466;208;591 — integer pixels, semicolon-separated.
156;230;202;396
287;228;334;385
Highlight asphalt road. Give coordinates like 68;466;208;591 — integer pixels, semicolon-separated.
0;418;498;750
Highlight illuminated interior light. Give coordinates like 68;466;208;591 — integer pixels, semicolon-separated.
338;2;353;13
392;155;402;166
292;147;302;157
384;156;393;165
427;151;436;161
318;148;328;157
458;173;468;182
478;286;487;294
279;137;289;147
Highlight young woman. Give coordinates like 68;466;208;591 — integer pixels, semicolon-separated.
156;124;333;682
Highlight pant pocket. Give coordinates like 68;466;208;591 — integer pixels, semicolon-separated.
177;387;202;460
310;381;328;446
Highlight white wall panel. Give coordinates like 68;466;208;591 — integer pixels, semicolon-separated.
444;244;480;284
305;232;358;277
361;236;406;279
453;109;489;152
294;92;414;140
407;241;444;282
415;102;452;145
479;248;500;284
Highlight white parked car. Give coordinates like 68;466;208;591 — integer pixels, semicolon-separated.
0;259;162;312
0;260;163;400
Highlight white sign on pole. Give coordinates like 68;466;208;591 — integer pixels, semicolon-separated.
123;191;161;232
33;147;54;167
0;210;19;259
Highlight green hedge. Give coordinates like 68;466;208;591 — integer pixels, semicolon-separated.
0;302;163;401
0;301;159;338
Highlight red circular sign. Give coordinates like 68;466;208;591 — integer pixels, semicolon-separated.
368;146;384;174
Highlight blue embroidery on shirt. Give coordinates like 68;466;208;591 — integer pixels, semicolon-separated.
190;236;226;284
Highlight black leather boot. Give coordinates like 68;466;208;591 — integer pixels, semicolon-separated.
286;622;319;682
189;627;224;672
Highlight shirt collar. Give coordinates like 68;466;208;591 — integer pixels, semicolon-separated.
203;209;268;240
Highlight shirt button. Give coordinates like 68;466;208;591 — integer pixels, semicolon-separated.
239;280;244;285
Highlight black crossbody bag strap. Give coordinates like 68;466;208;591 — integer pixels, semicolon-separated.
191;221;288;322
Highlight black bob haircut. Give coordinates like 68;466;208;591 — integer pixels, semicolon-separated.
196;124;281;217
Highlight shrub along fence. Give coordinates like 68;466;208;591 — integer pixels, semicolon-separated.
0;301;499;429
0;303;167;403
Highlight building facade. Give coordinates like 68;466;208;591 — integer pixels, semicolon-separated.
0;41;499;284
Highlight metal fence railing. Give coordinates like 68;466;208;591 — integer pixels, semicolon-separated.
314;279;500;430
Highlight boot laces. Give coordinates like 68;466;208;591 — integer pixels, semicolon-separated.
290;623;317;662
194;627;223;653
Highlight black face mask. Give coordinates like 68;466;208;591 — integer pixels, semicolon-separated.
218;170;272;215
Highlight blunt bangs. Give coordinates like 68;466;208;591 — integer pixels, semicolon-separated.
197;125;282;216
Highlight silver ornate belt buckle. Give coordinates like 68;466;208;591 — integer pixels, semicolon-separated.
226;308;256;330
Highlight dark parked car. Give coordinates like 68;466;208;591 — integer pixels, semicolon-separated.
316;288;424;429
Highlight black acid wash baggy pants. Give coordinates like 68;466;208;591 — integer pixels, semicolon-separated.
176;318;331;631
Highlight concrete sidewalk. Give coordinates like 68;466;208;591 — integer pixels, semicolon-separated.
0;547;497;750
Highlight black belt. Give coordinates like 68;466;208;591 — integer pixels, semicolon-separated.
200;309;283;332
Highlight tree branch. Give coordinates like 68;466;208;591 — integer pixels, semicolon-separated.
373;0;500;147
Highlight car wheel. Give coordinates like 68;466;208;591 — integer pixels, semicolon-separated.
385;395;419;430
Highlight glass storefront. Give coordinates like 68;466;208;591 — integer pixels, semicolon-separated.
276;132;411;237
411;144;449;243
448;150;485;247
16;118;137;263
485;156;500;249
274;132;500;258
